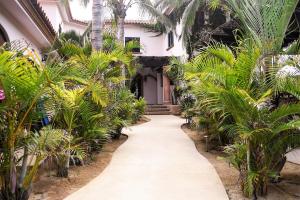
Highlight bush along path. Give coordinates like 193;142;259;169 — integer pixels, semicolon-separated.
0;32;145;200
65;115;228;200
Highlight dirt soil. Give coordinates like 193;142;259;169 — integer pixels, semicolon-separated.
182;124;300;200
30;134;127;200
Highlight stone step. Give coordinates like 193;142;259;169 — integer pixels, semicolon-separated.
147;105;169;108
146;108;170;112
146;105;172;115
145;111;171;115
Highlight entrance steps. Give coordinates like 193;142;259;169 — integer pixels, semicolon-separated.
145;105;171;115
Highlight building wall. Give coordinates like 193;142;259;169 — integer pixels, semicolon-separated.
286;149;300;165
163;23;188;59
124;24;164;57
39;1;87;35
0;7;42;51
39;2;62;32
122;24;187;58
63;23;87;35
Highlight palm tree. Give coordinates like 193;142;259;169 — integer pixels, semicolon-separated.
0;50;70;200
67;0;158;49
63;0;104;50
109;0;128;44
226;0;299;56
92;0;104;50
107;0;160;44
184;40;300;197
150;0;227;44
50;83;105;177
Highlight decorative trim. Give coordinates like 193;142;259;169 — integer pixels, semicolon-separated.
63;1;89;26
104;19;156;26
18;0;56;44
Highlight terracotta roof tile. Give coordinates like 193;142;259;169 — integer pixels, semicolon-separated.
104;19;156;25
18;0;56;43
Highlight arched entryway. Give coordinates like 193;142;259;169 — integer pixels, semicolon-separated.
0;24;9;46
143;73;158;105
130;70;159;105
131;73;144;99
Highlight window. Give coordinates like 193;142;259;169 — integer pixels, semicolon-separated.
168;31;174;49
125;37;140;53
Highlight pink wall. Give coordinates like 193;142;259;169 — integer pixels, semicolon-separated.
157;73;163;104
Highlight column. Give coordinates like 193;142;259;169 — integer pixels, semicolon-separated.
163;67;171;105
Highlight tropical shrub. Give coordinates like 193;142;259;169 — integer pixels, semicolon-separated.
0;50;69;199
0;28;144;199
108;88;136;139
183;40;300;197
132;98;146;123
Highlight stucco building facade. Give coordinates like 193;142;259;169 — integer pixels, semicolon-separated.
0;0;186;105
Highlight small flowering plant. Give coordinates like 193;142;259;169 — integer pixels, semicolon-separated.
0;89;5;100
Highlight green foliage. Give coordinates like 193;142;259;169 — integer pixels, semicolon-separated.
0;29;143;199
184;39;300;197
181;1;300;197
0;50;68;199
151;0;226;46
166;57;185;83
132;98;147;123
60;30;82;44
227;0;299;54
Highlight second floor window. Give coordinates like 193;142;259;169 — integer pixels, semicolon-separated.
168;31;174;49
125;37;141;53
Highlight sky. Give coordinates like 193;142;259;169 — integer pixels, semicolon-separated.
70;1;150;21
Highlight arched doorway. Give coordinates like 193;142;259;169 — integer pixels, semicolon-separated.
143;74;158;105
130;73;144;99
0;24;9;46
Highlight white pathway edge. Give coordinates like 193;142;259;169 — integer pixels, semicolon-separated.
65;115;229;200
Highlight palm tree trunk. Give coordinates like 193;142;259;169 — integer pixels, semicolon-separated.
92;0;103;50
18;147;29;187
204;0;210;26
117;15;126;86
117;16;125;45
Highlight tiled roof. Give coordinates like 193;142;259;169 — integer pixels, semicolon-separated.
37;0;89;26
18;0;56;43
63;1;89;26
104;19;156;25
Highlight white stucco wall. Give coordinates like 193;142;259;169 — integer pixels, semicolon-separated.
39;1;87;35
121;23;187;58
162;23;187;58
63;23;87;35
286;149;300;165
39;1;186;57
0;6;46;51
124;24;165;57
40;2;62;32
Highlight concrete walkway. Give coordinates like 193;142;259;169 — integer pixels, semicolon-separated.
65;115;229;200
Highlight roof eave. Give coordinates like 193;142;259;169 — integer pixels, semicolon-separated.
18;0;56;44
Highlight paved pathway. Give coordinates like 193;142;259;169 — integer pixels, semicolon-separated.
65;115;228;200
